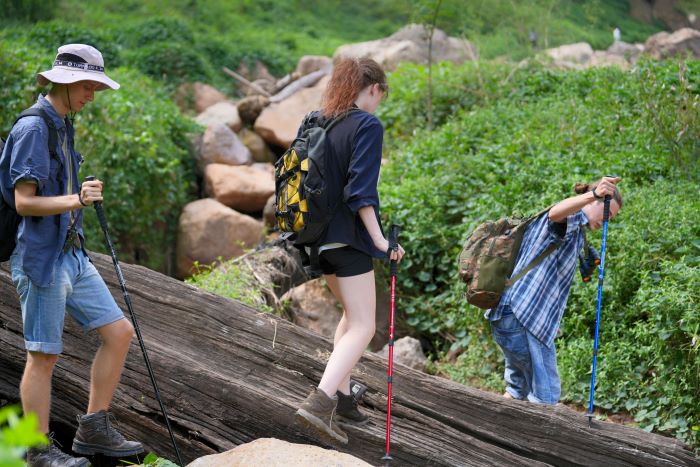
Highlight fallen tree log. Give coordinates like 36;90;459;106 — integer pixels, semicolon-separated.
0;254;696;466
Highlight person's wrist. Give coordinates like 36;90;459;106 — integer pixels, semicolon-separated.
78;192;88;207
591;187;603;200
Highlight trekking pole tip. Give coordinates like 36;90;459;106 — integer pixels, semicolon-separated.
381;454;393;466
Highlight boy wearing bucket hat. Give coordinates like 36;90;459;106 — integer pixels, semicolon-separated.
0;44;144;466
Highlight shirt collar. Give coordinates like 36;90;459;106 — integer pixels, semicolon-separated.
37;94;68;131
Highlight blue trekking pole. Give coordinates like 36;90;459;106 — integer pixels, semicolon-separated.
587;194;611;428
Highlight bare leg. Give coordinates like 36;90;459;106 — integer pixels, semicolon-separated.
87;319;134;413
21;352;59;433
324;275;352;395
318;271;376;397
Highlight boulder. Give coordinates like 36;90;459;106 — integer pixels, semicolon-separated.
239;127;275;163
246;78;276;96
263;194;276;227
589;51;630;69
195;101;242;133
645;28;700;59
333;24;477;71
198;123;252;171
607;41;644;63
174;82;228;114
186;438;371;467
295;55;333;77
254;75;330;148
378;336;427;372
204;164;275;212
282;279;341;338
237;95;270;125
545;42;594;67
176;198;263;278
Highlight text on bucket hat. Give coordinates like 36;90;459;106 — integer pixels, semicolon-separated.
37;44;120;91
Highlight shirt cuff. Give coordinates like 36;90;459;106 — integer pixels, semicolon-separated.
347;198;378;214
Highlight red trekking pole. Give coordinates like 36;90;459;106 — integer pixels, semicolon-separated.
382;224;401;466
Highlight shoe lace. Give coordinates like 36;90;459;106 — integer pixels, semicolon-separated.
106;412;127;442
45;433;75;460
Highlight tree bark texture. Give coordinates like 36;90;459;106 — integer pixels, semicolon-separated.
0;254;696;466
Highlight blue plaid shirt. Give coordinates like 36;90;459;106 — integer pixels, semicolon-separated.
487;211;588;348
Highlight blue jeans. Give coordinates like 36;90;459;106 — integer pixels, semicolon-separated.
10;247;125;354
490;307;560;404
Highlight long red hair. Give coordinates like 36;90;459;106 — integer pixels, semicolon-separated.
321;57;388;118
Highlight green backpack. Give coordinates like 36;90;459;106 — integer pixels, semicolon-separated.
458;207;557;310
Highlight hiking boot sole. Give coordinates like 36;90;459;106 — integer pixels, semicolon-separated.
295;408;348;444
72;439;145;457
336;414;370;427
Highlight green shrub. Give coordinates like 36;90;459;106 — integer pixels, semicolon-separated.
74;67;200;272
124;42;212;87
0;405;47;467
186;259;273;314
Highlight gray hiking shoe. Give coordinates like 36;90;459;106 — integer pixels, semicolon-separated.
27;433;89;467
295;388;348;444
336;390;369;426
72;410;144;457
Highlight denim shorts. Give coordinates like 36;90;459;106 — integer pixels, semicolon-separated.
10;247;125;354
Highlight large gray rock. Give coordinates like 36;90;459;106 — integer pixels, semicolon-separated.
239;127;275;163
186;438;371;467
254;75;330;148
176;198;263;278
174;82;228;114
378;336;427;372
198;123;252;171
204;163;275;213
263;194;276;227
607;41;644;63
295;55;333;77
545;42;594;67
589;51;631;69
334;24;477;71
645;28;700;59
195;101;242;133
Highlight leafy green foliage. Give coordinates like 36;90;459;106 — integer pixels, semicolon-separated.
378;59;699;448
141;452;180;467
186;258;273;314
0;405;47;467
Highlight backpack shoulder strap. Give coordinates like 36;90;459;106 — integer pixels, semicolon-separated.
322;108;362;133
504;206;557;287
14;107;59;159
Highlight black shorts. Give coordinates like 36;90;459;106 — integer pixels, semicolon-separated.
319;246;373;277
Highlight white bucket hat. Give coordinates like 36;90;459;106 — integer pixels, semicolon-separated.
37;43;120;91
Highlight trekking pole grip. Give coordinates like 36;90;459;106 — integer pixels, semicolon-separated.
84;175;108;231
388;224;401;276
603;196;611;223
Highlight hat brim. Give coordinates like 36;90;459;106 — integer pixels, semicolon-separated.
37;67;120;91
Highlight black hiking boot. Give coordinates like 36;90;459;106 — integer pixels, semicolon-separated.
336;383;369;426
295;388;348;444
27;432;90;467
72;410;144;457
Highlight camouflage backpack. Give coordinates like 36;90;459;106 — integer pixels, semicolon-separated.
458;207;556;310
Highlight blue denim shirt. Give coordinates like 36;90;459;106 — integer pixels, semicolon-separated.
0;95;85;287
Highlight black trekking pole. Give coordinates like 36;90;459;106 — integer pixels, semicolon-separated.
382;224;401;466
85;176;184;465
587;193;611;428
